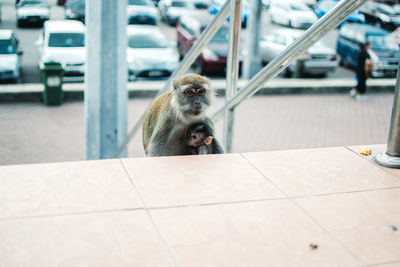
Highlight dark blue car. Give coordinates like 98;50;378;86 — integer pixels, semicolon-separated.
314;0;365;28
337;23;399;77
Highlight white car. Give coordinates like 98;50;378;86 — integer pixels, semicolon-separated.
127;25;179;80
36;20;86;82
260;29;339;77
128;0;159;25
158;0;208;26
16;0;50;27
0;30;23;83
269;0;317;29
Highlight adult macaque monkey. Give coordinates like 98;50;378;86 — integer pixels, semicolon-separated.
142;73;222;156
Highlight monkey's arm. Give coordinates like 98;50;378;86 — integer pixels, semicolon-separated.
146;118;175;157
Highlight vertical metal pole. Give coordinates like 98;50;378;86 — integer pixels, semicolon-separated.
223;0;241;153
85;0;127;159
375;62;400;168
243;0;262;78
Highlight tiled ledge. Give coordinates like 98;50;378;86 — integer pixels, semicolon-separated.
0;145;399;266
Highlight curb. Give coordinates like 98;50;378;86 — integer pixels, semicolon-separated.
0;78;396;102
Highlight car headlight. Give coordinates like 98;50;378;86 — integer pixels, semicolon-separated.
202;48;218;60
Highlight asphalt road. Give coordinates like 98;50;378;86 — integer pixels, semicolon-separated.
0;0;355;84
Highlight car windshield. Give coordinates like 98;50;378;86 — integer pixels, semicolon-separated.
171;1;188;7
0;40;15;54
48;33;85;47
128;33;168;48
129;0;151;5
290;2;308;11
20;0;47;7
210;27;229;43
367;34;398;50
69;2;85;8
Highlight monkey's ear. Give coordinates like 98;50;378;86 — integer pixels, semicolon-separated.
173;80;179;90
205;136;213;145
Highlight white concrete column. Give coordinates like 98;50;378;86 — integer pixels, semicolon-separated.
85;0;128;159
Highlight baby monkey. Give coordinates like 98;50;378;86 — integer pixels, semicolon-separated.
186;121;222;155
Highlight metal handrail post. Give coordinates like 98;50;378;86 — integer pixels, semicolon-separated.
212;0;368;120
375;62;400;168
223;0;242;153
114;1;231;157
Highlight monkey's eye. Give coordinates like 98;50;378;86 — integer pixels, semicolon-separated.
196;88;206;96
192;135;197;139
184;89;195;97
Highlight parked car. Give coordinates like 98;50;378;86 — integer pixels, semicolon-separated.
65;0;85;23
337;23;399;77
158;0;208;26
16;0;50;27
128;0;158;25
360;1;400;31
177;14;243;75
269;0;318;29
208;0;249;28
127;25;179;80
0;30;23;83
315;0;365;28
260;29;339;77
36;20;86;81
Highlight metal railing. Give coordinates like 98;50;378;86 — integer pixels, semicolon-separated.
116;0;400;168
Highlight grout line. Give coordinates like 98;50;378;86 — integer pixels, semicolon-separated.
345;146;400;183
366;259;400;266
144;196;286;211
119;159;179;267
0;207;144;222
291;186;400;200
239;152;366;266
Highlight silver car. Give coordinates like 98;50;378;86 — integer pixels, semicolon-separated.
0;30;23;83
127;25;179;80
260;29;339;77
158;0;209;26
16;0;50;27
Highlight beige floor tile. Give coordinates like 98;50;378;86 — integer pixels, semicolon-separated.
377;262;400;267
0;210;174;267
0;160;142;219
242;147;400;197
121;154;284;208
295;188;400;265
347;144;400;179
150;199;360;267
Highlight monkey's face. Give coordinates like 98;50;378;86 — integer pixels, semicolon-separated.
175;85;212;117
173;74;213;118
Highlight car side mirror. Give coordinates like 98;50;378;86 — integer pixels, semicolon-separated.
17;50;23;56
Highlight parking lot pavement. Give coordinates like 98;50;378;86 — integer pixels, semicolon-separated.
0;92;394;166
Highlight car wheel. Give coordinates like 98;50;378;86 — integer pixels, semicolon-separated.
270;15;275;24
283;67;292;78
241;18;247;28
288;20;292;28
177;43;183;60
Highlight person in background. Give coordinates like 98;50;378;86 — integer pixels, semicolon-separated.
349;42;372;101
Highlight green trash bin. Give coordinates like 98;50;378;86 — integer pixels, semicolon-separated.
40;61;64;106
